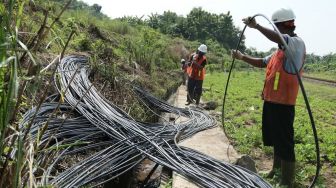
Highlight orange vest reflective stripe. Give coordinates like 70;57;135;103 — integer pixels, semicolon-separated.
189;54;206;80
262;50;303;105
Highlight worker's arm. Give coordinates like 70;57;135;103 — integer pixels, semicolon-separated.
201;59;206;68
193;59;206;69
231;50;266;68
243;17;283;45
255;24;283;45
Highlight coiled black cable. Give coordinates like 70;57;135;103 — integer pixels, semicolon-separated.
16;55;272;187
221;14;320;188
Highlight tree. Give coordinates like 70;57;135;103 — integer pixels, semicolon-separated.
146;8;245;51
92;4;102;14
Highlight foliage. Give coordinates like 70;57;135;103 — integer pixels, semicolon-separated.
51;0;107;18
0;0;188;185
304;53;336;77
0;0;67;187
146;8;245;51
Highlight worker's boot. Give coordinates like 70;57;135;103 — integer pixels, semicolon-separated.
266;154;281;178
280;160;295;188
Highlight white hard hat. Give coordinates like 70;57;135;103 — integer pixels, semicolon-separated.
181;59;185;63
271;8;296;23
198;44;207;53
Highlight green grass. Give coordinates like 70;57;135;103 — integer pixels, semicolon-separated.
203;71;336;187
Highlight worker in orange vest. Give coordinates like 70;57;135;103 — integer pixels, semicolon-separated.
231;8;305;188
186;44;207;106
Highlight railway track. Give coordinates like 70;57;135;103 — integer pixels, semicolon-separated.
302;75;336;87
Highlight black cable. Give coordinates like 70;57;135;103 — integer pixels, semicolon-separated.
53;55;272;187
221;14;320;188
140;163;160;188
19;55;273;187
221;24;248;125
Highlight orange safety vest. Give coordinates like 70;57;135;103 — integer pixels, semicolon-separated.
186;65;192;75
262;50;304;105
189;54;206;80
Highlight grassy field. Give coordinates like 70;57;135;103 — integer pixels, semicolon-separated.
203;71;336;187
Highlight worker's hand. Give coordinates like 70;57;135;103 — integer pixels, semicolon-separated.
192;62;202;68
231;50;244;60
242;17;258;28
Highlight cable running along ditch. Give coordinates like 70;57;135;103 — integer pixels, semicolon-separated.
19;55;273;187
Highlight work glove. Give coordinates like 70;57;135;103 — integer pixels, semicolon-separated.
242;17;258;28
231;50;243;60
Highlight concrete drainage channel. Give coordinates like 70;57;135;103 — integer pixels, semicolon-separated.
161;85;241;188
106;84;255;188
161;85;260;188
101;84;261;188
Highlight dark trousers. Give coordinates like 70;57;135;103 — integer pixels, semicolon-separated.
262;101;295;162
187;78;203;104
